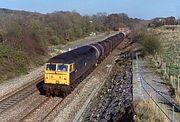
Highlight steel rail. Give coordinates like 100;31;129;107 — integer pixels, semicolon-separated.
0;76;43;114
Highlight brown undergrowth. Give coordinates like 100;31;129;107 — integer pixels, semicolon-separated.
133;99;165;122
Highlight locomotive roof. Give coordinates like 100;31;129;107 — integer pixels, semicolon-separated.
47;45;95;64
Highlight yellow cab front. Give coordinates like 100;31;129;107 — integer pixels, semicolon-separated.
44;63;70;85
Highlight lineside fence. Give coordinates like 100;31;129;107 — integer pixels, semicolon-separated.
136;53;180;122
156;53;180;97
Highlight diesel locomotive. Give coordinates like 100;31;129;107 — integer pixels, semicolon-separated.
43;32;129;96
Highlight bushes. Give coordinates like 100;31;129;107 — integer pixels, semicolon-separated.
134;99;163;122
135;32;162;55
7;22;22;38
0;44;29;81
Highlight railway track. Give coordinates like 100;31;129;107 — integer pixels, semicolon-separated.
0;76;43;114
41;97;64;121
19;97;64;122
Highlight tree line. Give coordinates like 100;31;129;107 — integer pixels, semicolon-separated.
0;9;134;56
148;16;180;28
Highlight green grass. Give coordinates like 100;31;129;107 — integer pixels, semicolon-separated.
148;26;180;65
148;25;180;101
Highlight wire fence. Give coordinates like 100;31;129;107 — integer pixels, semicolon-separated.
136;53;180;122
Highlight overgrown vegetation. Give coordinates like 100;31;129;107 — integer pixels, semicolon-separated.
148;26;180;102
134;31;162;55
134;99;164;122
0;44;29;81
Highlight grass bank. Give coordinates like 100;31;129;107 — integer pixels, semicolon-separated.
133;99;164;122
148;26;180;102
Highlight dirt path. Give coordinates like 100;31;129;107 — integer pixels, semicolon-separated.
133;56;180;121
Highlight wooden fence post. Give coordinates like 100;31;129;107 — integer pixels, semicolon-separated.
173;75;176;89
178;75;179;91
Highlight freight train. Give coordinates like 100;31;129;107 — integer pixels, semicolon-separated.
43;31;129;97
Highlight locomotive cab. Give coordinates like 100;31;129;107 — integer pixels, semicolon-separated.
44;63;75;85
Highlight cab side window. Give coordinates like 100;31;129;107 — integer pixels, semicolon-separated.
70;65;72;72
70;64;74;72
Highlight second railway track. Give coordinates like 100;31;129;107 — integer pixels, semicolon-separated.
0;76;43;114
18;97;64;122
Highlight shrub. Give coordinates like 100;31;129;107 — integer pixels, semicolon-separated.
134;99;163;122
135;32;162;55
0;44;29;81
6;22;22;38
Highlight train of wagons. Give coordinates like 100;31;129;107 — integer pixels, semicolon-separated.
43;31;129;96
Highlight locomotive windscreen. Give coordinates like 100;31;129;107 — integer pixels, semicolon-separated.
46;64;56;71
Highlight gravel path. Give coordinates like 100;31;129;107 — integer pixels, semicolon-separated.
133;57;180;121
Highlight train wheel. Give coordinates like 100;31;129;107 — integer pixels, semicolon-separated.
52;91;56;97
55;90;60;97
70;85;74;91
46;89;50;97
67;86;71;94
62;92;68;98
